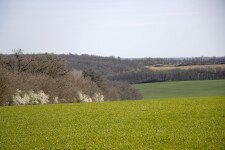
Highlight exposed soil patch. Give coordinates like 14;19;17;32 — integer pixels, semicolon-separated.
146;64;225;71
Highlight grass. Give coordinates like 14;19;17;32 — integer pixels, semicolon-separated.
133;80;225;99
0;96;225;149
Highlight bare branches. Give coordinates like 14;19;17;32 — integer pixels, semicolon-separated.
0;50;70;77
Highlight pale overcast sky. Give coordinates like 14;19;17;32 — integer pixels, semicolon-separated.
0;0;225;58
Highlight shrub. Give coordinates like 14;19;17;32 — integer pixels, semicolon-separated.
93;93;104;102
12;89;49;105
77;92;104;102
78;91;93;102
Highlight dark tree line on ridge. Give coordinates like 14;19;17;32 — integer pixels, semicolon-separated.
110;68;225;83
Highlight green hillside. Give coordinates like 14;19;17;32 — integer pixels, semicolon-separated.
1;96;225;149
134;80;225;99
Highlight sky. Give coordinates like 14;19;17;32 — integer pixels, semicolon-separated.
0;0;225;58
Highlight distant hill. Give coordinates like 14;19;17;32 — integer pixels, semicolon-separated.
62;54;225;83
62;54;145;77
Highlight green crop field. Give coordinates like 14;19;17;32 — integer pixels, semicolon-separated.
133;80;225;99
1;96;225;149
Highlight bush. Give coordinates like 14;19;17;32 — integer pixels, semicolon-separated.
12;89;49;105
78;92;104;102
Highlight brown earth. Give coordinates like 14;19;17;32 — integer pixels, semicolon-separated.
146;64;225;71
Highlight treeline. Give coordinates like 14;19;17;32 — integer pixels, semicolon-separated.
63;54;225;77
62;54;225;83
132;57;225;66
62;54;142;76
110;68;225;83
0;51;142;106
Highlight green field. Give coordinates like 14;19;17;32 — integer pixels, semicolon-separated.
1;96;225;149
134;80;225;99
